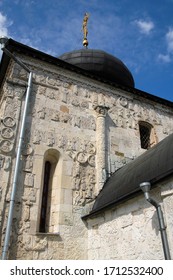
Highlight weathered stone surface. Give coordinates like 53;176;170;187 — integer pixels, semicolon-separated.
0;51;173;260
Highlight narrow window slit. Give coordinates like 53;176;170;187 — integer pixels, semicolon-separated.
39;161;51;233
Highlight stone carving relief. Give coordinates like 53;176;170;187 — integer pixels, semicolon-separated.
118;97;128;107
81;116;96;130
71;96;89;109
5;86;14;98
0;155;5;169
162;116;173;135
0;156;11;170
23;155;33;172
18;221;31;248
22;143;33;156
24;173;34;187
55;137;97;206
81;100;89;109
73;116;81;128
47;131;55;147
23;204;30;222
0;140;13;154
57;135;67;150
18;68;28;79
46;89;55;100
36;84;59;101
71;98;80;107
1;127;14;139
95;105;109;116
72;163;96;206
3;116;16;128
91;93;99;109
44;108;96;131
82;88;90;98
32;129;56;147
22;187;37;204
72;84;78;96
4;97;20;117
37;85;47;96
33;130;42;144
69;115;96;130
32;237;48;251
60;112;71;124
88;154;95;167
0;115;16;154
67;140;96;206
51;110;60;122
46;77;61;87
20;235;47;252
5;81;25;100
50;110;71;124
30;69;173;135
4;156;11;170
109;96;163;130
38;107;46;119
61;88;68;103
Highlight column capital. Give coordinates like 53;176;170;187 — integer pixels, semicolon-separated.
95;105;109;117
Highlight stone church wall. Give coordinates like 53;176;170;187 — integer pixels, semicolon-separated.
87;179;173;259
0;53;173;259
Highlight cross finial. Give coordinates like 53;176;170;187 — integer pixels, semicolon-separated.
82;13;89;48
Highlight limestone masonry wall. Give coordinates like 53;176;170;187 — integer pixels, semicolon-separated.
87;180;173;259
0;54;173;259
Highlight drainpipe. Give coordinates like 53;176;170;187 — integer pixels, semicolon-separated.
0;37;33;260
140;182;171;260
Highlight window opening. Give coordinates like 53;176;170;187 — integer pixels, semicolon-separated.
139;123;151;149
39;161;51;233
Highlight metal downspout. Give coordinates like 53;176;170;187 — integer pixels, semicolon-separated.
140;182;171;260
146;196;171;260
1;45;33;260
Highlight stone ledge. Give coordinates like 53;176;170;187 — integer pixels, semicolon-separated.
35;232;60;236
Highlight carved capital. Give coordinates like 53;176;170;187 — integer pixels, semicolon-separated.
95;105;109;117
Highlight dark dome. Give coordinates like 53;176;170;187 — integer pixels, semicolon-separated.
59;49;134;87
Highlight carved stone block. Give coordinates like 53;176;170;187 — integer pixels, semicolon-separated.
0;155;5;169
1;127;14;139
0;140;13;154
3;116;16;128
24;173;34;187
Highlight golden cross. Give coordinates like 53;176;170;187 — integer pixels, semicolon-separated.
82;13;89;47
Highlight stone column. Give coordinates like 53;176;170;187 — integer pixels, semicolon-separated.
95;106;109;193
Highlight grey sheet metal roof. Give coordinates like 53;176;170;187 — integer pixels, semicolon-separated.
84;133;173;219
59;49;135;87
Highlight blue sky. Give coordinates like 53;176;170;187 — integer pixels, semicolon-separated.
0;0;173;101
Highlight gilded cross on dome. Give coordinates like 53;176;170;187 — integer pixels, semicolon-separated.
82;13;89;48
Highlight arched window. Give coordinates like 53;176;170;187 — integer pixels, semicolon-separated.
139;121;156;150
39;149;60;233
39;161;51;232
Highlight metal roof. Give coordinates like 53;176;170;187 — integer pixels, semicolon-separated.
59;49;135;87
83;133;173;219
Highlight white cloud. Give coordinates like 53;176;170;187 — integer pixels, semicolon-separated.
0;12;9;36
158;53;171;63
158;27;173;63
135;19;154;35
166;28;173;53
